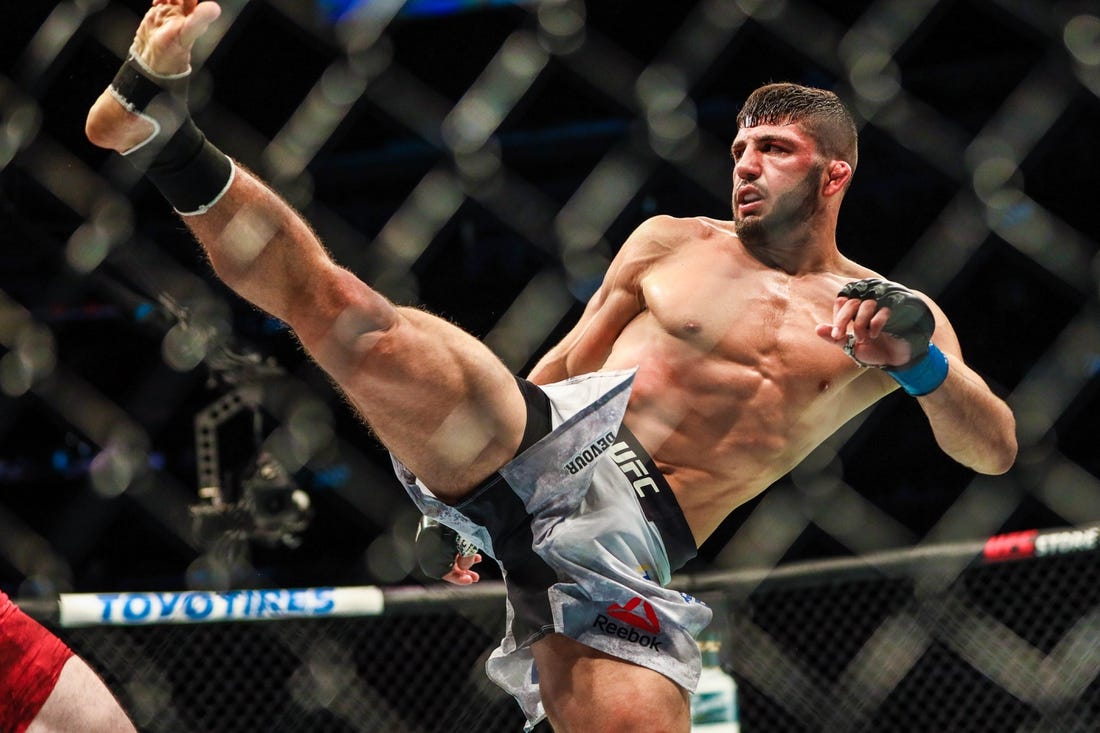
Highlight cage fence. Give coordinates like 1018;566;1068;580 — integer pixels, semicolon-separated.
17;524;1100;732
2;0;1100;731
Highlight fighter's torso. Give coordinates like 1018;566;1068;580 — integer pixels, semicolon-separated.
601;218;895;543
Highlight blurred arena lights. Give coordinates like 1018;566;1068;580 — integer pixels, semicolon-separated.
317;0;540;23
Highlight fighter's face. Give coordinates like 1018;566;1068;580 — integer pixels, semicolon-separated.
730;122;824;243
733;163;824;243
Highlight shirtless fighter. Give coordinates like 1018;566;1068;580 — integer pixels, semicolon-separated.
84;2;1016;730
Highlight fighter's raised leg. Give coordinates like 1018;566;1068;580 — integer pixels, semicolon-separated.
85;0;528;501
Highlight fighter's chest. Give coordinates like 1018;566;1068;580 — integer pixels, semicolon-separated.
639;262;832;354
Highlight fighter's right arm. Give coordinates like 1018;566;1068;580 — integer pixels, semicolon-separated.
526;215;675;385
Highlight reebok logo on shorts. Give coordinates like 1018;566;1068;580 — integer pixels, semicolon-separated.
592;597;663;651
606;597;660;633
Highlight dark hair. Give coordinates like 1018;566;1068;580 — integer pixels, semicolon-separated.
737;83;858;173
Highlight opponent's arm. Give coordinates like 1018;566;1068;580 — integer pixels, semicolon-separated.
818;279;1017;475
527;216;672;384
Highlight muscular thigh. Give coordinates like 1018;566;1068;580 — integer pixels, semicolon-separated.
532;634;690;733
315;305;528;500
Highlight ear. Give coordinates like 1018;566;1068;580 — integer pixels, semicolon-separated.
822;160;852;197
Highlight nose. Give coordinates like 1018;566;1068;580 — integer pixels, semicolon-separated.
734;148;760;182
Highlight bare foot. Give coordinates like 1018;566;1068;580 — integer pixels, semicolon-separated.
85;92;155;153
133;0;222;76
84;0;221;153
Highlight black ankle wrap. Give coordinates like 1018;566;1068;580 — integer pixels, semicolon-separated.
110;55;233;215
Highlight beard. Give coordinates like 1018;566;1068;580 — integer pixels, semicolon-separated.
734;164;824;246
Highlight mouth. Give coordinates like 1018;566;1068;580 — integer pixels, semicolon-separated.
735;186;764;214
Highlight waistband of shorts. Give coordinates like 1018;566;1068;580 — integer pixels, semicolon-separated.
514;376;553;455
460;377;697;573
614;425;697;572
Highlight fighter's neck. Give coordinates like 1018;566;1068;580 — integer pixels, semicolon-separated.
740;234;841;276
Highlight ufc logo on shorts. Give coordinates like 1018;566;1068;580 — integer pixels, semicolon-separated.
609;442;660;498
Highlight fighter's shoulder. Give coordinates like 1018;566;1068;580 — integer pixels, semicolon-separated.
634;214;731;236
622;215;729;254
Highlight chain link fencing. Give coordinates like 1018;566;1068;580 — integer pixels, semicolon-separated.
3;0;1100;730
20;525;1100;731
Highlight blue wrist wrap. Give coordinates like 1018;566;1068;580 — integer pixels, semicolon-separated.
885;343;948;396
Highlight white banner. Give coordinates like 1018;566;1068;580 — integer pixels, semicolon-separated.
59;586;385;628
